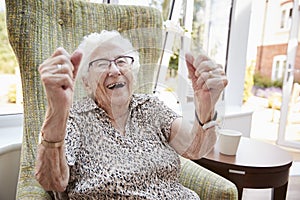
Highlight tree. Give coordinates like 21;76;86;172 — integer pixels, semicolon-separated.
0;11;18;74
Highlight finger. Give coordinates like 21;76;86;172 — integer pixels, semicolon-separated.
51;47;71;59
193;71;207;89
195;60;222;76
206;68;226;77
194;72;216;90
51;47;74;73
193;54;210;70
55;71;74;90
202;77;228;91
195;60;217;77
71;49;83;79
196;69;228;91
55;54;74;73
42;73;74;90
41;51;77;81
55;64;73;77
39;58;73;79
185;53;196;80
216;63;224;70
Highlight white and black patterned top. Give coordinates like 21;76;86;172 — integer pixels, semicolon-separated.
56;94;199;199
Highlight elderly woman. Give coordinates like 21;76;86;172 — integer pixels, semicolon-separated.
35;30;228;199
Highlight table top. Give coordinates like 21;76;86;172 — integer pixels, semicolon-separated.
202;137;293;168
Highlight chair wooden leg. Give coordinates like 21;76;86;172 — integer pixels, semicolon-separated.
237;187;243;200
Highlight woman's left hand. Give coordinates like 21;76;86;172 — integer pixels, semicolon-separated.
185;52;228;124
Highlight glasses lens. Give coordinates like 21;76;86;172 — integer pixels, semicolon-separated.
91;60;110;69
89;56;133;71
115;57;133;67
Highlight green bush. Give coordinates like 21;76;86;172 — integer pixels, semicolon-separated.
169;52;179;71
0;12;18;74
272;79;283;88
243;61;255;102
253;73;283;88
8;84;16;103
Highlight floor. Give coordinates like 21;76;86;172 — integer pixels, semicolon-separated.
242;169;300;200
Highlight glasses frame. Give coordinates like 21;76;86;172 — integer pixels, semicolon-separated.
88;56;134;71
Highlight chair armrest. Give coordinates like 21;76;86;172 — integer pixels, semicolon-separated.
179;156;238;200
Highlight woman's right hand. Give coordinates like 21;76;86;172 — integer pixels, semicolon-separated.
38;47;82;142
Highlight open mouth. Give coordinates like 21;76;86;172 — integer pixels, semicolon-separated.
107;82;126;90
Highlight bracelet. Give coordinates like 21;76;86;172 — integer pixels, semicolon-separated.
195;110;218;130
202;120;218;130
40;135;64;148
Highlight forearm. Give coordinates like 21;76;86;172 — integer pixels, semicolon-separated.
41;106;69;142
169;117;217;160
35;110;70;191
35;144;69;192
34;47;81;191
181;120;217;160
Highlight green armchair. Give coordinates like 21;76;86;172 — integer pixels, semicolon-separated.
5;0;237;199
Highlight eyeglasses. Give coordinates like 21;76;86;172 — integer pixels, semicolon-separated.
88;56;134;71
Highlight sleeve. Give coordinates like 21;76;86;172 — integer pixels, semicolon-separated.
64;112;82;166
149;96;181;141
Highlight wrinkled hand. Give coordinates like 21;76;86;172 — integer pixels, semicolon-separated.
185;52;228;124
39;47;82;141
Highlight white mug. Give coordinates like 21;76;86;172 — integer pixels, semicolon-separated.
218;129;242;156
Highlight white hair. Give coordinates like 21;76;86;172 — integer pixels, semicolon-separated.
77;30;140;80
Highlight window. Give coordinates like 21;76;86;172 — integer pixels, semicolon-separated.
272;55;287;81
0;2;23;148
0;0;234;141
279;3;293;30
0;3;23;116
280;10;286;29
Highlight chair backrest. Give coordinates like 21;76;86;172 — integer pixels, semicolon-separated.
5;0;163;198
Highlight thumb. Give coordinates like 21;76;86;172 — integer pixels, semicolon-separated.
185;52;196;80
71;49;83;79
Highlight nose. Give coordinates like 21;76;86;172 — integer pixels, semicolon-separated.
108;62;121;76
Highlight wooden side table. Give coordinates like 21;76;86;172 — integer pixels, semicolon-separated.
194;137;293;200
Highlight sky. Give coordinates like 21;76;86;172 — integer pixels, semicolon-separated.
0;1;4;12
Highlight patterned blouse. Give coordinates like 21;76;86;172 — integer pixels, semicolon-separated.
54;94;199;199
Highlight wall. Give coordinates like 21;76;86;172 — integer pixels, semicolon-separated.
254;0;300;82
256;42;300;82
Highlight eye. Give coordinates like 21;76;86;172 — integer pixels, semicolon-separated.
95;60;109;68
97;63;108;68
116;58;128;67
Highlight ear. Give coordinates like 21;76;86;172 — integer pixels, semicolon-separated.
82;77;93;96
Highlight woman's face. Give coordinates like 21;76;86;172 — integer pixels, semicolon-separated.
84;42;135;111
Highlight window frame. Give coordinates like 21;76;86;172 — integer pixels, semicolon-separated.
272;55;287;81
0;0;250;147
279;3;293;31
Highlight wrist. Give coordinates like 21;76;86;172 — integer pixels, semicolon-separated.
41;114;68;142
195;111;218;130
40;129;66;143
40;137;65;148
195;110;217;125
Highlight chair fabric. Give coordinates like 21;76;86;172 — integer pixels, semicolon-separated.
5;0;237;199
179;157;238;199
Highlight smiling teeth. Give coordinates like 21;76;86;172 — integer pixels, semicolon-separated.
107;82;125;89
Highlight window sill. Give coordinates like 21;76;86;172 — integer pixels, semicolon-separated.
0;114;23;149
